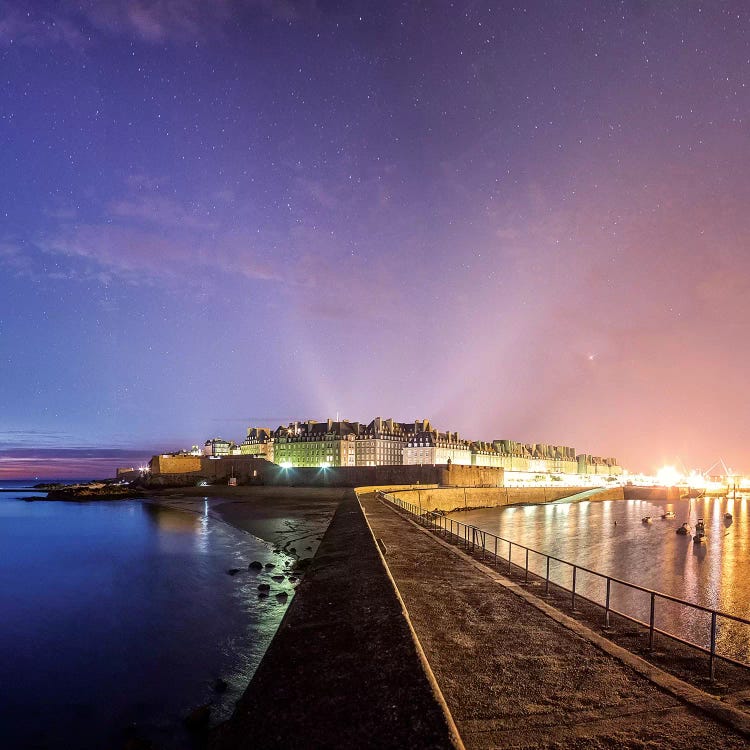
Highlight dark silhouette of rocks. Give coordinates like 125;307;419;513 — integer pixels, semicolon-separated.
184;704;211;730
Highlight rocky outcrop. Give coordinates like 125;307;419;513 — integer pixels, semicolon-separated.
44;482;145;501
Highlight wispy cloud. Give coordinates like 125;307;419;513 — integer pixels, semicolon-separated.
0;3;88;48
109;195;218;230
0;446;153;459
0;241;34;276
26;175;285;286
81;0;235;43
0;1;319;48
0;456;148;480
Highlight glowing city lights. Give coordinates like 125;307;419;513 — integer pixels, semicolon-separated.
656;465;682;486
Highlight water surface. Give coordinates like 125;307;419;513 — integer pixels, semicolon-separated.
450;494;750;662
0;481;292;749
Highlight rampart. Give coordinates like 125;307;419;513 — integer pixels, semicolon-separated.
146;456;504;488
149;454;203;475
387;485;625;512
623;485;681;502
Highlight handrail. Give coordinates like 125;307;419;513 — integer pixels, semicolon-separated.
378;490;750;678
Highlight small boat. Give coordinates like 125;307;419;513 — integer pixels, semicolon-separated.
661;511;676;519
676;522;691;535
642;516;653;524
693;518;707;544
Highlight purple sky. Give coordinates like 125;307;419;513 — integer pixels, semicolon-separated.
2;1;749;478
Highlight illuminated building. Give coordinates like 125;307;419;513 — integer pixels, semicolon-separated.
240;427;274;462
470;441;505;467
355;417;417;466
223;416;623;476
273;419;358;468
403;422;473;465
576;454;623;476
203;438;236;457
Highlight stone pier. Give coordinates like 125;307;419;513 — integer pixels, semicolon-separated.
359;491;749;749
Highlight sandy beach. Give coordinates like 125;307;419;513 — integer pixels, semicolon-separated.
150;485;346;555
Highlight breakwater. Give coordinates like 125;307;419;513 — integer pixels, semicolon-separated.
386;485;624;512
383;484;682;513
211;493;462;750
361;493;750;748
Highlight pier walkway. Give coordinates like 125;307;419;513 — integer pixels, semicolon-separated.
361;492;749;749
211;493;462;750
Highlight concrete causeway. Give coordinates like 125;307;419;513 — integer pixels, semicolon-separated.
360;492;749;749
211;492;462;750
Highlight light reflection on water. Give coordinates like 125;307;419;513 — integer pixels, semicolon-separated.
450;495;750;662
0;490;294;750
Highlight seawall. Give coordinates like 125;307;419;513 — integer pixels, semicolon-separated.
623;485;682;502
211;493;462;750
146;456;504;488
388;485;625;512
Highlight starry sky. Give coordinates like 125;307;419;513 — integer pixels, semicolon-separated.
1;0;749;479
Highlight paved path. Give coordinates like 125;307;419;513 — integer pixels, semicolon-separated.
361;493;749;750
211;494;461;750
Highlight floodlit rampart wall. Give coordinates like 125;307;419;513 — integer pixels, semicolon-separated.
387;485;625;512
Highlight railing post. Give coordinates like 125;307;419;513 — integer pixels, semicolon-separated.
605;578;611;628
709;612;717;680
508;541;512;574
648;593;656;650
525;548;529;583
389;492;746;679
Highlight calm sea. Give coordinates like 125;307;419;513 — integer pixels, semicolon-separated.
451;494;750;663
0;480;291;749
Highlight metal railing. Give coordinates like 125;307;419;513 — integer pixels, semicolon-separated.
379;491;750;678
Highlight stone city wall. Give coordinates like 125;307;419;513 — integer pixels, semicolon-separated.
387;485;625;512
149;454;203;475
623;485;682;502
261;463;504;488
145;455;504;488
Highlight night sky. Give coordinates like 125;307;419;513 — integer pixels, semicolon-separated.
2;1;749;478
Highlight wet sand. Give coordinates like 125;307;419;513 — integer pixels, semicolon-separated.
150;486;345;554
211;493;462;750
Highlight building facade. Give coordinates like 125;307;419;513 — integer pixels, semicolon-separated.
403;422;473;466
470;441;506;467
240;427;275;462
273;420;358;468
203;438;236;457
355;417;416;466
577;454;623;476
223;416;624;476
